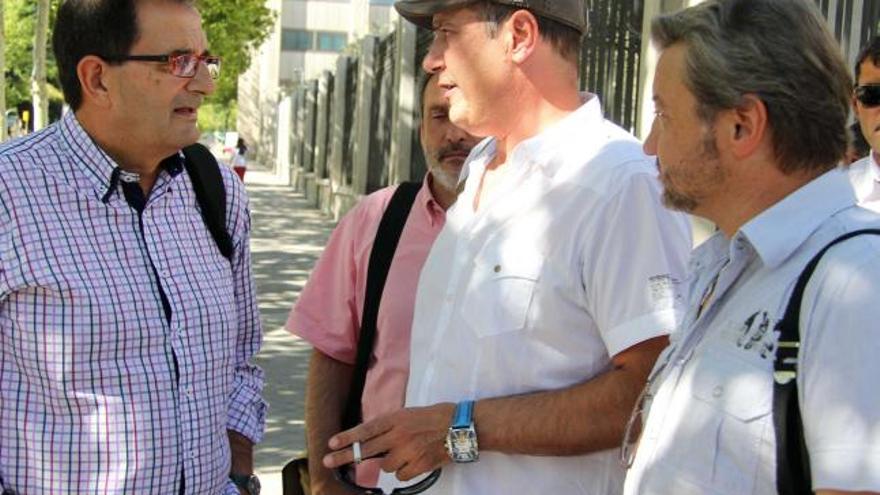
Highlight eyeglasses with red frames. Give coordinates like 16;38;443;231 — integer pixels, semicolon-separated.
105;53;221;80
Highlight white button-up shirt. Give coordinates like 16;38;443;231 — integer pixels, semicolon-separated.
397;96;692;494
623;168;880;495
849;152;880;212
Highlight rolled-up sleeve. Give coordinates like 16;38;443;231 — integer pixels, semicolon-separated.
582;170;692;356
227;198;267;443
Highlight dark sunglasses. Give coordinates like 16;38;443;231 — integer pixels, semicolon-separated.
334;464;441;495
105;53;221;80
855;84;880;108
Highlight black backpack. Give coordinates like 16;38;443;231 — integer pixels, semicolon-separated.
181;143;235;261
774;228;880;494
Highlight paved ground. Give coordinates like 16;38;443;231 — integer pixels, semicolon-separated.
243;164;336;494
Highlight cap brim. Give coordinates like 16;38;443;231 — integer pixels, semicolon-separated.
394;0;476;30
394;0;585;34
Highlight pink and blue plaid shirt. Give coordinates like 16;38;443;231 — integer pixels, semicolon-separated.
0;113;266;494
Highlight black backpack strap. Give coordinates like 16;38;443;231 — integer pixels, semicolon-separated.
182;143;235;261
774;228;880;495
341;182;422;430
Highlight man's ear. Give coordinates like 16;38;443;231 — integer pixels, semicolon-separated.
721;94;768;159
507;9;539;65
77;55;113;108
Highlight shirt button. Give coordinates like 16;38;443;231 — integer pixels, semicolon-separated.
184;386;193;398
712;385;724;398
190;450;197;459
493;264;502;273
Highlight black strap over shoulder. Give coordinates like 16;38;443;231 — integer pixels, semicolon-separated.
774;228;880;495
342;182;422;431
182;143;235;261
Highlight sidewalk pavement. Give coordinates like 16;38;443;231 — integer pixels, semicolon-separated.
242;164;337;494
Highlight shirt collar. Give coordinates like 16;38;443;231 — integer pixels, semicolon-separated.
846;154;879;203
461;93;605;180
421;172;448;226
59;112;184;202
737;167;857;268
59;112;120;198
870;152;879;183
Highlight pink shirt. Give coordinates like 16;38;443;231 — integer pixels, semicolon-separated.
286;179;445;481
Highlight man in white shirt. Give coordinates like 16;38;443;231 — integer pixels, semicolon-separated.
850;35;880;211
322;1;692;493
622;1;880;494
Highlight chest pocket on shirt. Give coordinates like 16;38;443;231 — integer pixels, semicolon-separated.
692;345;772;420
461;247;543;338
685;343;774;494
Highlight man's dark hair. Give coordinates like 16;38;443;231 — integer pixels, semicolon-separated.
477;1;583;65
53;0;194;110
854;35;880;83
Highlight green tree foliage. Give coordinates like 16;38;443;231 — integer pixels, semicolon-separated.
2;0;272;118
3;0;59;111
200;0;275;106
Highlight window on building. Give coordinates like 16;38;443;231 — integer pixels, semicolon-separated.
316;31;347;52
282;29;313;51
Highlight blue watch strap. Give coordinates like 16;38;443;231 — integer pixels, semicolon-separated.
452;400;475;428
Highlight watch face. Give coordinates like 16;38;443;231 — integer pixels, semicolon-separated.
247;475;261;495
447;427;479;463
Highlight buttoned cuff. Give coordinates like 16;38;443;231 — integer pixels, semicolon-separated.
811;448;880;491
224;478;243;495
227;369;268;444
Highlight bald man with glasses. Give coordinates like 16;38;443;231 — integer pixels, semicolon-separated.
0;1;265;494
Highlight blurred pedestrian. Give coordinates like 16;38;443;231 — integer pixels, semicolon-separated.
234;137;248;181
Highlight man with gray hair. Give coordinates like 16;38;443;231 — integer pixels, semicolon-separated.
623;1;880;494
322;0;692;493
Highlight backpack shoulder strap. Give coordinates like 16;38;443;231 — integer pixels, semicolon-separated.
774;228;880;495
182;143;235;261
342;181;422;430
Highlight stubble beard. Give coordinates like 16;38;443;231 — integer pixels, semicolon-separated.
659;132;724;213
661;178;699;212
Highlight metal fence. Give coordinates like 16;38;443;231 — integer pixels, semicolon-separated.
286;2;877;219
581;0;644;133
816;0;879;68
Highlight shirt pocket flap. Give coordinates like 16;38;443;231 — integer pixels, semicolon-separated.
692;347;773;422
461;248;543;337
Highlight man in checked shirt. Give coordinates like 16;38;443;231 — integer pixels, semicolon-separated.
0;1;266;494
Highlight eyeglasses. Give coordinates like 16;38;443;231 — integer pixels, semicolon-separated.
106;53;221;80
334;464;441;494
619;351;674;469
855;84;880;108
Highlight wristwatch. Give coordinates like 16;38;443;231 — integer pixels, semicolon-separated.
229;473;261;495
446;400;479;463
